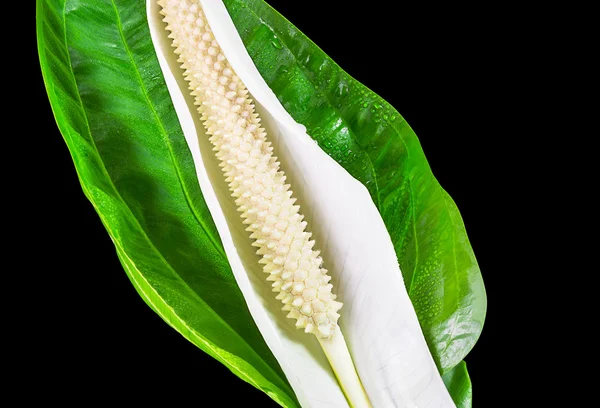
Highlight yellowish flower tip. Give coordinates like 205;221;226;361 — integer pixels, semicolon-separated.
159;0;342;339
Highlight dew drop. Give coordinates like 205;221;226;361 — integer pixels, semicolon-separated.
270;37;283;49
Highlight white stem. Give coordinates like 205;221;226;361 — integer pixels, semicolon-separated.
319;327;372;408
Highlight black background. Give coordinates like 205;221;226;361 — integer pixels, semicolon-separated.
30;0;523;405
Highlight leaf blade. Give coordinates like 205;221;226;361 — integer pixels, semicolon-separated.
37;0;296;405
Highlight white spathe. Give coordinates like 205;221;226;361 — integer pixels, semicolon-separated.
147;0;455;407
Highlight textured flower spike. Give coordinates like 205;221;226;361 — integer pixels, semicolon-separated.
158;0;342;339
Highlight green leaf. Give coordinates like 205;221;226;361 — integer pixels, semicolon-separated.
37;0;296;406
442;361;473;408
38;0;486;405
223;0;487;373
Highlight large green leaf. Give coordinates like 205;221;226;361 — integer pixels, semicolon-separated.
38;0;485;406
37;0;296;406
224;0;486;373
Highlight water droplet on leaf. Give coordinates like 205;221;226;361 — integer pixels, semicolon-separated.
270;37;283;49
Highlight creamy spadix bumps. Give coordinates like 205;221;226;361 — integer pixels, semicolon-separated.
158;0;342;339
